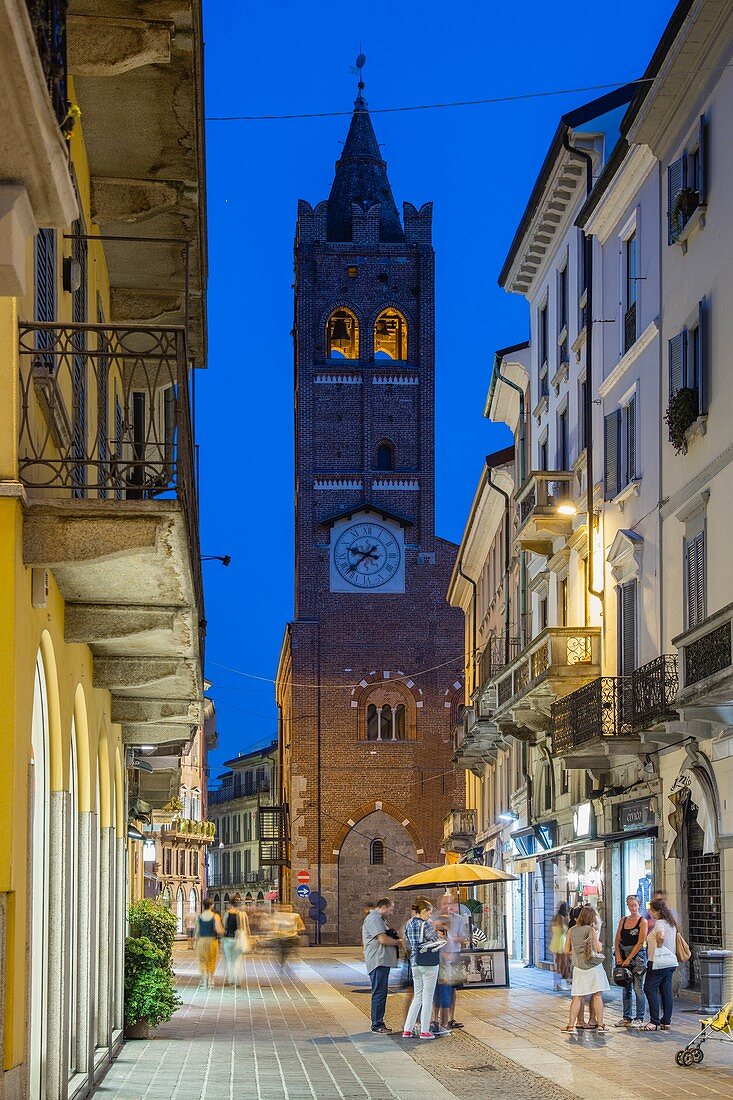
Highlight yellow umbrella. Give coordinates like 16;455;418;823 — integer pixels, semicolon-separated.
390;863;516;891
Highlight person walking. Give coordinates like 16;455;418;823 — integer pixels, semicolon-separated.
362;897;401;1034
614;895;648;1027
643;898;679;1031
550;902;570;991
403;897;446;1040
183;909;196;950
222;895;249;985
195;898;224;987
562;905;610;1032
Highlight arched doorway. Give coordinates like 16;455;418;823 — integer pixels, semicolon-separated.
161;885;172;911
337;810;420;945
176;888;185;933
29;653;50;1098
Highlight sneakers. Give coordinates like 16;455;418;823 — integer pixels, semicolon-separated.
419;1032;436;1040
631;1019;644;1029
433;1026;451;1036
371;1024;393;1034
402;1030;416;1038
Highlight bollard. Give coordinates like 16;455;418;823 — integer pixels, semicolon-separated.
698;950;731;1013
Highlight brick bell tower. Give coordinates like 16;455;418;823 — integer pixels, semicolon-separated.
277;79;464;945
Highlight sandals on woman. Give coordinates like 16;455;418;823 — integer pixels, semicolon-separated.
643;1023;660;1031
561;1024;576;1032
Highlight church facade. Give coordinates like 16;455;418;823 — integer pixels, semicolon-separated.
276;87;464;945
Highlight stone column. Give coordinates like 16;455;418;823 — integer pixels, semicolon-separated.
46;790;70;1100
96;826;114;1051
73;811;93;1082
113;836;126;1035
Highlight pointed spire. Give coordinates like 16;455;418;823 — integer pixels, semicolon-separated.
326;69;404;243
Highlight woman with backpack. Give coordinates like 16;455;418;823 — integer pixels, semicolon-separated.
402;897;447;1040
562;905;610;1032
613;895;648;1027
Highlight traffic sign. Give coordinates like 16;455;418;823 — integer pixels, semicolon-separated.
296;870;310;885
309;891;326;910
296;884;311;899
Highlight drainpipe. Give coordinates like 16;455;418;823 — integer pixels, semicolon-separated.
494;367;528;642
563;132;603;604
456;556;478;695
486;464;511;662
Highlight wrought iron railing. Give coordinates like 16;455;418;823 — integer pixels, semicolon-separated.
478;635;522;687
491;627;598;715
26;0;69;128
258;805;289;867
515;471;575;535
17;321;204;645
208;779;271;805
551;676;632;755
631;655;678;728
519;484;536;525
624;301;637;353
685;622;732;686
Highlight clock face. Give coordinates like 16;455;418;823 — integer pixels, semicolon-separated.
332;521;402;590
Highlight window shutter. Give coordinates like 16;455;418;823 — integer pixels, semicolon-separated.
604;410;620;500
667;154;687;243
618;581;637;675
698;297;708;414
668;331;687;397
686;531;705;628
626;395;636;484
698;115;707;205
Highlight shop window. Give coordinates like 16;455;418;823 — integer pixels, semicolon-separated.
374;308;407;360
327;308;359;359
370;839;385;865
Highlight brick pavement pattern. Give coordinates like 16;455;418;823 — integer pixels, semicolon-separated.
94;948;733;1100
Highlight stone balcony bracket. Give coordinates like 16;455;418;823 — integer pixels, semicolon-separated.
67;16;173;77
515;471;577;556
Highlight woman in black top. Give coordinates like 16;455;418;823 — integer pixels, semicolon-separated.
614;894;649;1026
222;894;245;985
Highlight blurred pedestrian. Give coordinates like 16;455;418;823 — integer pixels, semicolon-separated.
222;894;251;985
269;903;303;966
613;895;648;1027
550;902;570;991
643;898;679;1031
195;898;224;987
183;909;196;950
563;905;609;1032
402;897;446;1040
431;918;462;1035
362;897;401;1034
435;893;468;1029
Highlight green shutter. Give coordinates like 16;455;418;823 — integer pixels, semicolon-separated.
698;115;707;205
698;297;708;414
626;395;636;484
668;155;687;243
669;331;687;397
604;410;620;500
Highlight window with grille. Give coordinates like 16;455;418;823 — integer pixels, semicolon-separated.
685;528;705;630
34;228;56;369
624;230;637;353
370;839;385;865
617;579;638;676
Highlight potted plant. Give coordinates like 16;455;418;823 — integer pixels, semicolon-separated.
124;900;180;1038
665;386;699;454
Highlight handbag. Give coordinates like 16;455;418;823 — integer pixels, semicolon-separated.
415;920;443;967
652;945;677;970
583;930;604;966
675;932;691;963
235;912;252;954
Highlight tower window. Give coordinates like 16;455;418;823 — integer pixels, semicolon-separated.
374;308;407;360
327;308;359;359
376;442;395;471
366;702;406;741
370;839;385;865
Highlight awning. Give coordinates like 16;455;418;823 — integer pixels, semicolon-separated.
602;826;658;847
536;827;658;861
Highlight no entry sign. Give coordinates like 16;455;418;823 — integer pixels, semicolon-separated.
296;870;310;885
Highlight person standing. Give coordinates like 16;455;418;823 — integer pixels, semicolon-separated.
614;895;648;1027
362;897;401;1034
643;898;679;1031
222;895;247;985
550;902;570;991
562;906;610;1032
195;898;224;988
183;909;196;950
402;897;446;1040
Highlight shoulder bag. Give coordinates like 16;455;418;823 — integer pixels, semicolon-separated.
583;929;605;966
652;945;677;969
675;932;691;963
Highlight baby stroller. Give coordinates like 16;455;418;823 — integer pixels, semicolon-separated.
675;999;733;1066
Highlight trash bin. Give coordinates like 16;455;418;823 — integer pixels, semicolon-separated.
698;950;731;1013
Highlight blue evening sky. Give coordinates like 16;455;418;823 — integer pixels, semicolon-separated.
200;0;676;776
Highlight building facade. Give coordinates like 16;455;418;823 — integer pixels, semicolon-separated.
208;742;278;907
276;85;464;945
0;3;207;1096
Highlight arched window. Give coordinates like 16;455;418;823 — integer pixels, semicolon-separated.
374;308;407;360
370;839;385;865
376;441;394;471
176;888;185;934
365;699;407;741
326;308;359;359
189;887;198;913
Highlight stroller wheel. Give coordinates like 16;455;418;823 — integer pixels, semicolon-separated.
675;1051;686;1066
682;1050;695;1067
693;1048;704;1063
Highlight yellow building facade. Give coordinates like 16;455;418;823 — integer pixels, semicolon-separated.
0;3;207;1098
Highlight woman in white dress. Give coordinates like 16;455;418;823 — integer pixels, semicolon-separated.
562;905;610;1031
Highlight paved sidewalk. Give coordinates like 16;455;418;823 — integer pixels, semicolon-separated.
94;946;459;1100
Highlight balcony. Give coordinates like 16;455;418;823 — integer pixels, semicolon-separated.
452;705;505;772
208;778;271;806
159;818;215;843
515;471;576;555
208;872;275;891
443;809;478;854
481;627;601;739
673;605;733;726
550;655;679;766
18;321;203;752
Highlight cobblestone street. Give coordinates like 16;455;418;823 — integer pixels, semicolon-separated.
93;947;733;1100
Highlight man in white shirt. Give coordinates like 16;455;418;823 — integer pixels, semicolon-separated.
362;898;402;1033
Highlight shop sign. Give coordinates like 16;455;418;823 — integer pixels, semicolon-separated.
619;797;654;831
514;857;536;874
